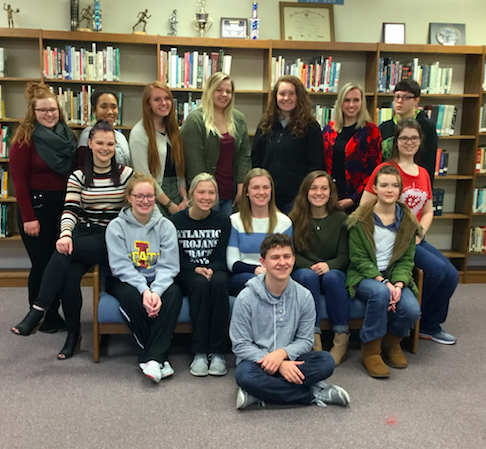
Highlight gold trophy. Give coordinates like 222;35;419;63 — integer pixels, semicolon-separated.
191;0;213;37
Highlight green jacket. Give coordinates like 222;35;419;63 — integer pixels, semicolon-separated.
180;108;251;186
345;199;423;298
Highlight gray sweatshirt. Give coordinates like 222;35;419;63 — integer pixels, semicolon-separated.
229;274;315;365
105;206;180;296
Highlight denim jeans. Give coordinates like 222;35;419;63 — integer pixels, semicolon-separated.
414;240;458;334
355;279;421;343
229;272;256;297
292;268;349;331
235;351;334;405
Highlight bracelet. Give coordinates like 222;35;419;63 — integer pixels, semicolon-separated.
181;195;188;200
381;278;390;284
164;200;173;209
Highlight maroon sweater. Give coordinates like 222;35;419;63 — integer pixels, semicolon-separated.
10;139;69;222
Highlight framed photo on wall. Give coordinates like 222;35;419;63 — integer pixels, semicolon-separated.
279;2;335;42
382;23;406;44
429;23;466;46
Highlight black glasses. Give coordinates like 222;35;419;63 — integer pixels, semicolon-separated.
394;94;415;102
131;194;156;202
398;136;421;144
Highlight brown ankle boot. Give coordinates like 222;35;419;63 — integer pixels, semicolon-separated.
329;332;349;366
313;333;323;351
361;339;389;378
382;333;408;368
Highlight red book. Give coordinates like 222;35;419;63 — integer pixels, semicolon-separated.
435;148;442;177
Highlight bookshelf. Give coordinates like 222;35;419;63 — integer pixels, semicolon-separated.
1;29;486;282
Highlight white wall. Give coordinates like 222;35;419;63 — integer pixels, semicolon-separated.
4;0;486;44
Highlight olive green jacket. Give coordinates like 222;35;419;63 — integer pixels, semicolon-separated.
180;108;251;187
345;199;423;298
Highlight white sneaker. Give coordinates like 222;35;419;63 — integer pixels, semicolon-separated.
208;353;227;376
311;381;350;407
190;353;209;377
139;360;162;383
236;387;263;410
160;361;174;378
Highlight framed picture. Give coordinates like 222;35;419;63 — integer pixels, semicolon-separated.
429;23;466;46
279;2;334;42
220;18;248;39
382;23;406;44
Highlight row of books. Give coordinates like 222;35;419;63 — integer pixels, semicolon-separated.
432;188;444;216
0;204;10;238
43;45;120;82
0;48;5;77
377;108;393;125
53;86;123;126
314;105;335;129
469;227;486;253
0;126;11;157
0;85;5;119
160;49;232;90
271;56;341;92
423;105;457;136
478;105;486;133
173;94;202;126
476;147;486;173
473;188;486;213
378;57;453;94
434;149;449;177
1;167;8;198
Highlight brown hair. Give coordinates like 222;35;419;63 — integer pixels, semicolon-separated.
389;117;423;163
239;168;278;234
12;82;68;146
141;81;184;178
259;75;316;137
374;165;403;194
260;233;294;258
289;171;342;253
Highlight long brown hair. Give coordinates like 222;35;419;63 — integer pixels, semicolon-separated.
289;171;341;253
389;117;423;163
259;75;316;137
142;81;184;178
12;82;68;146
238;168;278;234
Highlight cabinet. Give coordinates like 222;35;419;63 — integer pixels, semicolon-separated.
0;28;485;282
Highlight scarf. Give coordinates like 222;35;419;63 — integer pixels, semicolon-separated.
32;121;77;176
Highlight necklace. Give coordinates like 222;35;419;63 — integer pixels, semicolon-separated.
314;217;326;231
94;164;111;170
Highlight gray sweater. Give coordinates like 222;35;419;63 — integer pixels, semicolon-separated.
230;274;315;365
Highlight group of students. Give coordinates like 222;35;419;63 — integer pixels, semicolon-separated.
8;72;457;410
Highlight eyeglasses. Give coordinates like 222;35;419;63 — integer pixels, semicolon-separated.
130;194;156;202
35;108;59;115
398;136;421;144
394;94;416;102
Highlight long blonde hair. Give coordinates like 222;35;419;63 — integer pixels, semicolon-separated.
239;168;278;234
333;82;372;133
201;72;235;137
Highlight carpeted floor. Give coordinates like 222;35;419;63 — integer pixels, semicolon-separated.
1;284;485;449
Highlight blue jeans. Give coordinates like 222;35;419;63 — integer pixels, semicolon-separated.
355;279;421;343
292;268;349;331
229;272;255;296
235;351;334;405
414;240;458;334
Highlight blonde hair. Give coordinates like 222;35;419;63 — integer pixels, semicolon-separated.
201;72;235;137
239;168;278;234
333;82;372;133
187;172;219;208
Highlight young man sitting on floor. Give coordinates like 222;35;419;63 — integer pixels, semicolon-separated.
229;233;350;410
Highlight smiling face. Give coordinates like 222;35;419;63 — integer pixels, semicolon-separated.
128;182;156;222
260;245;295;283
342;88;362;122
88;130;116;167
276;81;297;117
247;175;272;210
212;79;232;111
373;173;401;205
149;87;172;119
397;127;421;160
94;93;119;125
34;97;60;129
191;180;217;213
308;176;330;211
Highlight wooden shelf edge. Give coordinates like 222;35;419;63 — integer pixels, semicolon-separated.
434;213;469;220
440;250;466;258
434;175;473;180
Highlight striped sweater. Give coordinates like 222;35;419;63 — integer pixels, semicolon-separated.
60;166;134;238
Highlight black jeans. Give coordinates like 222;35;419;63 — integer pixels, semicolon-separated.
35;223;108;332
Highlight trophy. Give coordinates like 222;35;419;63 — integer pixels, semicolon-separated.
191;0;212;37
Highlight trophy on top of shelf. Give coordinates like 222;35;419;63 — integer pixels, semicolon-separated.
168;9;178;36
3;3;19;28
70;0;79;31
78;6;93;32
93;0;102;32
192;0;213;37
132;9;151;34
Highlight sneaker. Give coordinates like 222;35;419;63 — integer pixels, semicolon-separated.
160;361;174;379
236;387;264;410
139;360;162;383
311;381;350;407
419;329;457;345
190;353;209;377
208;353;227;376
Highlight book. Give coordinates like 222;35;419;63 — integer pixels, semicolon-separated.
435;148;442;177
432;188;444;216
0;47;5;77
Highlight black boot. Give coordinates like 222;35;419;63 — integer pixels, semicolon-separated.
39;309;67;333
11;308;45;336
57;331;82;360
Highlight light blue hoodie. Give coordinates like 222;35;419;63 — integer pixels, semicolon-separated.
106;206;180;297
229;274;315;365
